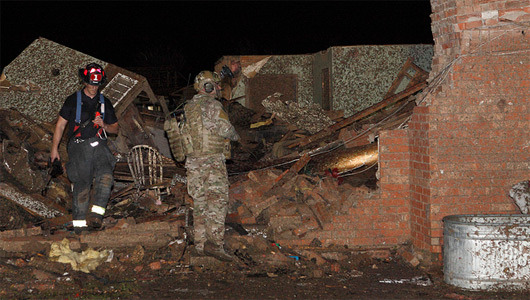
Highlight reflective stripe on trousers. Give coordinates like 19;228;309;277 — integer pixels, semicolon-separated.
66;137;116;221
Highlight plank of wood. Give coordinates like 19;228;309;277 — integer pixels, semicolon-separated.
297;81;427;147
384;58;429;99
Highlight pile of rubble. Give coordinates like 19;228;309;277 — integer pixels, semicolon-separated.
0;56;430;275
227;160;376;241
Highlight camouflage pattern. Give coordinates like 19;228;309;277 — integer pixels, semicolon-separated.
182;93;239;250
164;117;189;162
186;154;229;249
193;71;221;92
184;94;239;157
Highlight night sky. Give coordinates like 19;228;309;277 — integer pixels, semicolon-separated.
1;1;433;85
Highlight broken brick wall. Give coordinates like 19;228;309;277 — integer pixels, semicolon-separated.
225;1;527;260
270;130;411;249
405;0;530;257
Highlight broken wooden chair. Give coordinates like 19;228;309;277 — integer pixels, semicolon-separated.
126;145;170;205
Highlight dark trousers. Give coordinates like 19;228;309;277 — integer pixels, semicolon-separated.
65;137;116;222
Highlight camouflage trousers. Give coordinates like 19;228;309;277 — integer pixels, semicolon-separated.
185;154;229;250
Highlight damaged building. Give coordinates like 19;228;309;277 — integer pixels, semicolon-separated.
215;44;433;116
0;37;171;156
0;0;529;293
210;1;529;268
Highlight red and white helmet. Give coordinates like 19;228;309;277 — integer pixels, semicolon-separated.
79;63;107;86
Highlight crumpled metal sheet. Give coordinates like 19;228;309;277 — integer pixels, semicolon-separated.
261;92;334;134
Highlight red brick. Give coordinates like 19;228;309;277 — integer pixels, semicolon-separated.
308;201;333;226
247;195;279;217
149;261;162;270
269;215;302;233
330;262;341;273
292;218;319;237
240;216;257;225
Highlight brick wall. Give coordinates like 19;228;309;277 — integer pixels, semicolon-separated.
232;1;528;260
405;0;530;256
377;130;413;245
275;130;412;249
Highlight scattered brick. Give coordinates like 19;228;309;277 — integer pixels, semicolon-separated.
149;261;162;270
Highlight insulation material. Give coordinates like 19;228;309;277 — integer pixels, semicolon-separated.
49;238;110;273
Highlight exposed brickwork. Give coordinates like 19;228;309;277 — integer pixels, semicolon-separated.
226;1;528;260
407;0;530;256
275;130;411;249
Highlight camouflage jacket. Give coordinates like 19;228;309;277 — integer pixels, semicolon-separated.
184;94;239;157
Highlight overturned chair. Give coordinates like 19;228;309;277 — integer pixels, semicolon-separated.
127;145;170;205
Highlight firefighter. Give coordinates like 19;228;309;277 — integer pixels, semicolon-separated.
50;63;119;234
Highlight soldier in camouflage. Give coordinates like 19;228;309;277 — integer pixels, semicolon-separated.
169;71;239;261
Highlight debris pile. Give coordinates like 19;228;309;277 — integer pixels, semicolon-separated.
261;92;335;134
228;166;377;241
0;56;434;278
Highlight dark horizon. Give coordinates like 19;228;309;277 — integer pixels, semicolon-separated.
1;1;433;82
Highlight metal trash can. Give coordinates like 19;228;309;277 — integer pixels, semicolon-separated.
443;214;530;291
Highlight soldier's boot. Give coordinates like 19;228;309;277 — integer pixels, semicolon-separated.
191;243;206;256
204;241;233;262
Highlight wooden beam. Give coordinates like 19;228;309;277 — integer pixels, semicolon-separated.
143;81;169;117
264;153;311;197
385;58;429;99
115;81;146;118
294;81;427;147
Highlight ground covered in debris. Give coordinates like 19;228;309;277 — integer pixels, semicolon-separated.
0;170;527;299
1;82;528;299
0;242;527;300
